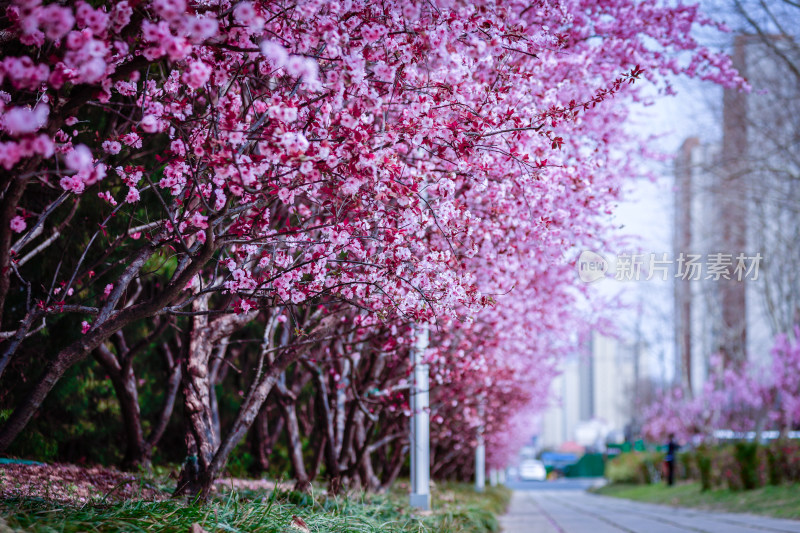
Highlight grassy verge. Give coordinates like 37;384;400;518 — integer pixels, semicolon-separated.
594;482;800;520
0;481;510;532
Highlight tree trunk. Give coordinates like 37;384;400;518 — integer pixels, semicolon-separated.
146;341;182;451
174;309;337;500
354;415;380;491
253;400;284;472
175;296;221;498
176;306;257;497
312;368;342;493
308;433;326;481
275;367;312;492
334;357;350;459
175;309;286;501
94;345;148;470
175;425;202;499
281;400;310;491
380;443;407;492
207;339;229;453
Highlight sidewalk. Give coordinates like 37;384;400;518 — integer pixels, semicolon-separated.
501;489;800;533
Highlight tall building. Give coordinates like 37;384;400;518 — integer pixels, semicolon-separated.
673;138;720;392
673;35;800;394
539;331;640;450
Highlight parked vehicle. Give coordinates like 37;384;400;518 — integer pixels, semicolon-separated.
519;459;547;481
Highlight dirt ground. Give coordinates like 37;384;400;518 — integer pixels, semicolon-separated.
0;462;167;504
0;462;282;505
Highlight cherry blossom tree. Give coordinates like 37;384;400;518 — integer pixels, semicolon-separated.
643;329;800;442
0;0;745;498
770;327;800;431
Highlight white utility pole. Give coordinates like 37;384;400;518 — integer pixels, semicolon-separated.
475;399;485;493
409;324;430;510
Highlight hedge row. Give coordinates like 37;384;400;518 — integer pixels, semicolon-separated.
606;439;800;491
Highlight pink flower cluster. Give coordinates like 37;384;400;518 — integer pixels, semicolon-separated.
644;328;800;442
7;0;75;45
59;144;106;194
1;104;48;135
0;133;53;169
0;56;50;90
182;60;212;89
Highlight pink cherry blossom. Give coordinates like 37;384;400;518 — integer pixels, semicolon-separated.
1;104;48;135
185;16;219;43
181;60;211;89
64;144;93;171
9;215;26;233
121;132;141;148
189;212;208;229
109;1;132;32
102;140;121;154
97;191;117;205
260;40;288;68
644;329;800;442
234;2;264;31
125;187;140;203
38;4;76;40
139;114;159;133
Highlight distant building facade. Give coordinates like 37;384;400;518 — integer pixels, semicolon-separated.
539;331;639;450
673;35;800;394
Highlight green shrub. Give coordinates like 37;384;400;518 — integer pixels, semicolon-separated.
677;452;694;481
0;410;58;462
765;439;800;485
606;453;642;484
674;441;794;492
640;452;665;484
766;445;783;485
734;442;761;491
778;439;800;483
606;452;664;485
719;445;743;491
696;446;713;491
757;444;769;487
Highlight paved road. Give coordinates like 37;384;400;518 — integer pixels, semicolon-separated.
504;478;605;492
501;487;800;533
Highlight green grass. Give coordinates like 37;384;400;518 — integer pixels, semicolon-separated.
594;482;800;520
0;482;511;532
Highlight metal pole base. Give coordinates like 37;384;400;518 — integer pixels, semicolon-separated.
409;493;430;510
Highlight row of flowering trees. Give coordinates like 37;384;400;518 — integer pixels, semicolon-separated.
0;0;742;499
644;328;800;443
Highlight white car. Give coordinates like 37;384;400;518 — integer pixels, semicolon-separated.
519;459;547;481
